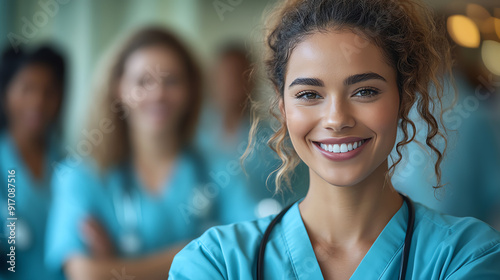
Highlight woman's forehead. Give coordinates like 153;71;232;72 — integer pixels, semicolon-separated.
123;45;183;77
285;30;396;87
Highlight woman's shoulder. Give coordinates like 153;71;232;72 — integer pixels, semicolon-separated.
53;157;100;181
199;215;275;247
414;201;500;242
169;215;275;279
50;157;117;196
412;202;500;277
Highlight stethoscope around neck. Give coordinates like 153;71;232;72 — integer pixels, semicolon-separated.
112;163;144;256
112;184;143;255
256;193;415;280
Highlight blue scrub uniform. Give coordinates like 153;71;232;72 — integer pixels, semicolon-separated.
45;147;256;275
169;199;500;279
0;131;63;280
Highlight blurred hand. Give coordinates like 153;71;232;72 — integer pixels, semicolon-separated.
80;217;115;259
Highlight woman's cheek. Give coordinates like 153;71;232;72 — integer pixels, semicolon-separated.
364;98;399;153
285;105;316;154
169;86;191;121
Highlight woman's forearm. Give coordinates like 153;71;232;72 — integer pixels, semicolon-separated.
65;243;186;280
114;243;186;279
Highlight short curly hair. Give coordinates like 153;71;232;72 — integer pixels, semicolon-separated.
250;0;454;192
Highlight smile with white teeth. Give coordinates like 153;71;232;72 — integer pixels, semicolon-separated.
318;139;367;153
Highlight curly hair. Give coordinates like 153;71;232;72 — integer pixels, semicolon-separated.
247;0;454;192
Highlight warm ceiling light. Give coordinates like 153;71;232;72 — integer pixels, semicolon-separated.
466;4;496;34
495;18;500;39
466;3;491;20
447;15;481;48
481;40;500;76
480;17;496;34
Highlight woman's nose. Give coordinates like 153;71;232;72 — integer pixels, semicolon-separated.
145;81;165;101
321;98;355;132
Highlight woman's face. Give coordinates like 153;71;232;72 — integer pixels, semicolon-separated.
119;45;191;137
6;64;62;138
283;30;400;187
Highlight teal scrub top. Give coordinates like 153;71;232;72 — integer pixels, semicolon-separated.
169;199;500;279
0;131;63;280
45;148;256;275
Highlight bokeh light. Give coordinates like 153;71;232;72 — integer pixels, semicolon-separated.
466;3;490;20
495;17;500;39
481;40;500;75
447;15;481;48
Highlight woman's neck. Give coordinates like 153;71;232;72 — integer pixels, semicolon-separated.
299;160;403;248
129;129;180;193
9;128;46;180
10;127;45;153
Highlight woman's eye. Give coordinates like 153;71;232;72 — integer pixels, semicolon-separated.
139;76;156;88
296;91;321;100
163;76;180;86
353;88;380;98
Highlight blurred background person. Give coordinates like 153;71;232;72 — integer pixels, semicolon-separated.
45;27;255;280
394;2;500;229
0;45;66;280
196;43;309;218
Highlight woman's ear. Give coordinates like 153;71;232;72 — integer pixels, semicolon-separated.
115;79;124;102
115;78;132;110
279;97;285;119
397;94;403;120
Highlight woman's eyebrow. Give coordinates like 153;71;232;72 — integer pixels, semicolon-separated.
288;72;386;88
344;72;386;86
288;77;324;88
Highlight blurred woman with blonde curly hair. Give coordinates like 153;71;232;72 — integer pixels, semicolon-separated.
45;26;255;280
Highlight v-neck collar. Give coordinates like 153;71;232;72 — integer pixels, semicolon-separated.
281;199;409;280
281;200;323;279
350;200;408;279
0;131;55;190
117;150;189;200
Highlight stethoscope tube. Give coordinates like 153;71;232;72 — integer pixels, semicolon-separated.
399;195;415;280
256;194;415;280
256;202;295;280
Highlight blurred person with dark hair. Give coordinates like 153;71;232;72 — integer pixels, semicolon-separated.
196;43;308;219
45;27;255;280
0;45;66;280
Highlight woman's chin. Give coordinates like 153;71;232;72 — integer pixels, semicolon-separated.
314;169;369;188
138;123;173;137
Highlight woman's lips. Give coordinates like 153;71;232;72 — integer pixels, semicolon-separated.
312;138;372;161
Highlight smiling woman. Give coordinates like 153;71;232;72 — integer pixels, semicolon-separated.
168;0;500;279
282;31;401;189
